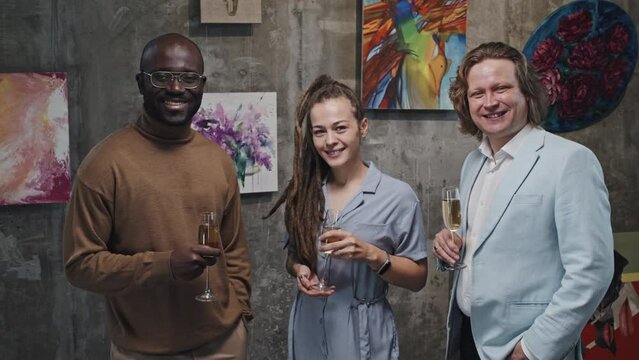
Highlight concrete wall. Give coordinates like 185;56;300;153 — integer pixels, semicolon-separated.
0;0;637;359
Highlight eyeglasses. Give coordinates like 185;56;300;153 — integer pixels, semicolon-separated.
141;71;204;89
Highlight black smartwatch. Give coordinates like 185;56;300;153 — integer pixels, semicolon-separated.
376;251;392;275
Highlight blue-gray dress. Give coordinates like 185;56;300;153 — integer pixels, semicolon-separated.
287;163;428;360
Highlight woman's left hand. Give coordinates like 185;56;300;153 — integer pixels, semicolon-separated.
319;229;379;263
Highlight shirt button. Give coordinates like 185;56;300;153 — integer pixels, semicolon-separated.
319;318;323;324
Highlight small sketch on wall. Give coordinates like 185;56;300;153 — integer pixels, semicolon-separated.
0;72;71;206
192;92;277;194
200;0;262;23
362;0;467;110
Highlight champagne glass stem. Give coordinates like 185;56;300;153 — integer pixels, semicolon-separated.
319;255;329;289
450;229;456;266
204;267;210;293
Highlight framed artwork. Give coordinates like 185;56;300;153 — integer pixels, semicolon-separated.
581;232;639;359
523;0;638;132
191;92;278;194
361;0;467;110
0;72;71;206
200;0;262;24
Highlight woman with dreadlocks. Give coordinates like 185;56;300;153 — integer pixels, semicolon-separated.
265;75;428;360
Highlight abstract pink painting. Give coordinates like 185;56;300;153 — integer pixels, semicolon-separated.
0;72;71;205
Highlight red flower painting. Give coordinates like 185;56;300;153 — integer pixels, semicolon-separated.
523;1;637;132
602;57;630;98
539;68;561;105
567;37;608;70
559;74;599;119
532;38;563;72
557;9;592;43
606;24;629;53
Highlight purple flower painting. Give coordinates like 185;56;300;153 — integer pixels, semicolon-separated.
523;0;637;132
0;72;71;205
192;92;278;194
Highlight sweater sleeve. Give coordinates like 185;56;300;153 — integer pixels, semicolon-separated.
63;176;173;295
221;179;253;320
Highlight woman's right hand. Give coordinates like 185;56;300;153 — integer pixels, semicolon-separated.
432;228;462;266
294;264;335;297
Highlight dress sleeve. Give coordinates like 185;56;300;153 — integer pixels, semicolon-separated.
63;176;173;295
393;200;428;261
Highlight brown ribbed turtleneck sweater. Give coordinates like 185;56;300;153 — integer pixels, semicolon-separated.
63;113;252;354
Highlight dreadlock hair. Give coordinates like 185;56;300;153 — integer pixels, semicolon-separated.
264;75;365;272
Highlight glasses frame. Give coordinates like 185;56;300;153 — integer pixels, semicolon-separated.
141;71;205;89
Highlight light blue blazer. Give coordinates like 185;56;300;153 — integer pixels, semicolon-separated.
445;128;614;360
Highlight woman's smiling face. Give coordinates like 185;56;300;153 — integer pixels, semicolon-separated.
310;97;368;171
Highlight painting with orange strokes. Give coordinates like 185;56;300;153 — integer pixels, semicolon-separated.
362;0;467;110
0;72;71;205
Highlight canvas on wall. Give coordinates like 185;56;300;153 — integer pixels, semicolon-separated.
191;92;277;194
523;0;638;132
200;0;261;24
0;72;71;206
581;232;639;359
362;0;467;110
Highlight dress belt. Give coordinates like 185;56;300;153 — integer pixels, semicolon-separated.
351;294;385;360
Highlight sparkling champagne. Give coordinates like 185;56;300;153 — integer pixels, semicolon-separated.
442;199;461;231
198;224;210;246
320;226;340;255
198;224;221;259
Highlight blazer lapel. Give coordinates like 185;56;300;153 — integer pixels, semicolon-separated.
448;150;486;285
461;150;486;235
474;129;546;251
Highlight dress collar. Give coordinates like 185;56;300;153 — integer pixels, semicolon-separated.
321;161;382;194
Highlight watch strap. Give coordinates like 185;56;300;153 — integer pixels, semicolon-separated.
376;251;391;275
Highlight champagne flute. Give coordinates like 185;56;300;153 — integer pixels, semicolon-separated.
441;186;466;271
315;209;340;291
196;211;221;302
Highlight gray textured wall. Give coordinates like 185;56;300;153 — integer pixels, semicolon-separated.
0;0;637;359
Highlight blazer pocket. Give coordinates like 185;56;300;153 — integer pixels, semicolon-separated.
511;193;543;205
507;301;550;331
509;301;550;308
